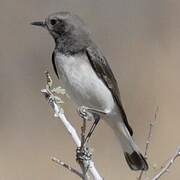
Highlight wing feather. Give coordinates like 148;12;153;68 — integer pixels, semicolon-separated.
86;46;133;136
52;51;59;78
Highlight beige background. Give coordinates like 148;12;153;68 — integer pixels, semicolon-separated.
0;0;180;179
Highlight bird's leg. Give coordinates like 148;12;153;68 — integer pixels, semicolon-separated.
78;106;95;121
78;106;107;145
84;113;100;144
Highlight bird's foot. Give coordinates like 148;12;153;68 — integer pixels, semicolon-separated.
76;146;92;162
78;106;107;121
78;106;108;145
78;106;94;121
76;146;92;174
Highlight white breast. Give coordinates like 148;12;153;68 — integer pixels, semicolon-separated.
55;53;115;114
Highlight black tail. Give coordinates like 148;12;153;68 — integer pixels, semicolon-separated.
107;115;149;171
113;121;148;171
124;151;148;171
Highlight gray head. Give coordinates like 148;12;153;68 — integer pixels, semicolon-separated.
31;12;91;54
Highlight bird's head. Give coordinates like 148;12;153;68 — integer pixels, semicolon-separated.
31;12;91;53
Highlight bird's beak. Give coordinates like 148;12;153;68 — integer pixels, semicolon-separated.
31;21;46;28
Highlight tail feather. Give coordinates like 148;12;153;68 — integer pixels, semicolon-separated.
124;151;148;171
108;118;148;171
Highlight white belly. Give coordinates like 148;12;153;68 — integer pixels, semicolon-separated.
55;53;115;113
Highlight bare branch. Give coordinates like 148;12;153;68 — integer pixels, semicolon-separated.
79;119;89;180
41;71;103;180
138;107;159;180
152;146;180;180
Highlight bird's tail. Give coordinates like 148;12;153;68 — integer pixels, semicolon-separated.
108;119;148;171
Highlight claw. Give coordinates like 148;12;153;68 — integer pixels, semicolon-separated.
76;147;92;161
78;106;102;146
78;106;94;121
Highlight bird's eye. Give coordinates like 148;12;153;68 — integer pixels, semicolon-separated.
50;19;57;25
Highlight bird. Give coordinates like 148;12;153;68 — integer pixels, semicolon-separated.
31;11;148;171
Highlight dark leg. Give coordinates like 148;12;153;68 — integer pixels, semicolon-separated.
84;113;100;144
78;106;106;146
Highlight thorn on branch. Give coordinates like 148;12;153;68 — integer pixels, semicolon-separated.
45;70;53;88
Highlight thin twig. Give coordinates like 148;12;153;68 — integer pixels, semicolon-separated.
81;119;87;151
78;119;89;180
138;107;159;180
152;146;180;180
51;157;83;179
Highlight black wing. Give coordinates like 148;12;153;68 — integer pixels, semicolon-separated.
52;51;59;79
86;46;133;136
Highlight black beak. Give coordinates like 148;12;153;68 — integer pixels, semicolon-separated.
31;21;46;27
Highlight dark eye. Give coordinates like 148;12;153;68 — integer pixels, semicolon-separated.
50;19;57;25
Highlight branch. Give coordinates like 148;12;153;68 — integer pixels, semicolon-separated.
152;146;180;180
137;106;180;180
77;119;90;180
41;71;103;180
51;157;83;178
138;107;159;180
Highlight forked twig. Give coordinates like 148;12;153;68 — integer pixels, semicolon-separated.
138;107;159;180
152;146;180;180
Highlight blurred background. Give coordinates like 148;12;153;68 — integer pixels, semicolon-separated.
0;0;180;179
